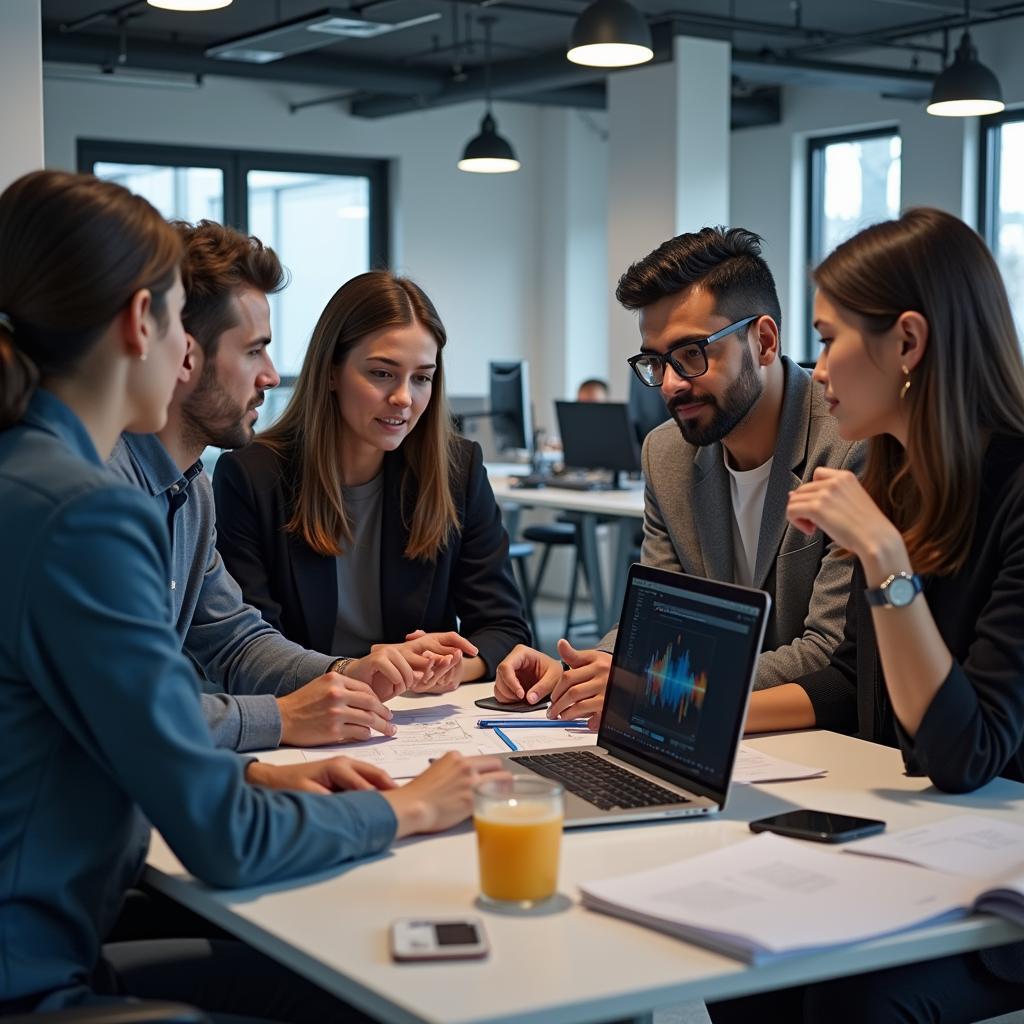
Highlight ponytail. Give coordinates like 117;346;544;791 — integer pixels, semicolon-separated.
0;316;39;430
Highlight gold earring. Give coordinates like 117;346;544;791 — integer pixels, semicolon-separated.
899;364;911;400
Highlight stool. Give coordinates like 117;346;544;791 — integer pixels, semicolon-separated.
508;540;539;645
521;521;597;642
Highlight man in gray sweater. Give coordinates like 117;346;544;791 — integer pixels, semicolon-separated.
494;227;863;724
110;221;440;751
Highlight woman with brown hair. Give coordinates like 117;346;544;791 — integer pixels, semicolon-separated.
213;270;531;693
712;207;1024;1021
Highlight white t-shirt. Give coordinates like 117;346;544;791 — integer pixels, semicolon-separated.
724;453;774;588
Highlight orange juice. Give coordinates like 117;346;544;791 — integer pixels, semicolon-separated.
475;801;563;903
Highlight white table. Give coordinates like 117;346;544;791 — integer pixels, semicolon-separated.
146;688;1024;1024
490;477;646;637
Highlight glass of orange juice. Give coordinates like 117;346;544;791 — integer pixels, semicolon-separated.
474;776;564;908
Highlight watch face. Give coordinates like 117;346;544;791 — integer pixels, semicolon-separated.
887;576;915;607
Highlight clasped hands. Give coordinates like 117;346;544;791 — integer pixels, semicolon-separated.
276;629;478;747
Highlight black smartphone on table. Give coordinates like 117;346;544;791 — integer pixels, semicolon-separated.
749;809;886;843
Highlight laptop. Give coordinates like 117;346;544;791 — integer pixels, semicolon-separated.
504;564;771;827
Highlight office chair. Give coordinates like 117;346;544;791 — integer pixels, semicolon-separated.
4;1003;208;1023
507;540;540;643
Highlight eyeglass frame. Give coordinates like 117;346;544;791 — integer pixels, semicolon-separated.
626;314;762;387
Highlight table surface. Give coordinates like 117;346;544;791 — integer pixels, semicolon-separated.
490;477;646;520
146;687;1024;1024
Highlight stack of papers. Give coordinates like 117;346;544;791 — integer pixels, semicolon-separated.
579;820;1024;964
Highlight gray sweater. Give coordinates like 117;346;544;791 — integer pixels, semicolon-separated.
109;433;334;750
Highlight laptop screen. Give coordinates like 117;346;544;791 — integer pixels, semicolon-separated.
600;568;769;801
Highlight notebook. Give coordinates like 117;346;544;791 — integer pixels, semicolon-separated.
504;563;771;827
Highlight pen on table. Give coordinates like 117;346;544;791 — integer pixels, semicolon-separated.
493;726;519;751
477;718;589;729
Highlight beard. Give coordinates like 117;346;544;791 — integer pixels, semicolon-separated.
181;360;261;452
668;343;763;448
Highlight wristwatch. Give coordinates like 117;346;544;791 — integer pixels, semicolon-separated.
864;571;923;608
329;657;355;676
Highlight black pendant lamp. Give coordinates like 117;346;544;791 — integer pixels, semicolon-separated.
459;17;521;174
567;0;653;69
927;0;1004;117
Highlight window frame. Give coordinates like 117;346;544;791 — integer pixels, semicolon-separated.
805;126;900;359
978;106;1024;257
78;139;390;387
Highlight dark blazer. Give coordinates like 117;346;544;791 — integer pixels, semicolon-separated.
797;434;1024;985
798;434;1024;792
212;436;531;677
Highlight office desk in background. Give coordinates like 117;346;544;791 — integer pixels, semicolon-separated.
145;687;1024;1024
489;475;645;636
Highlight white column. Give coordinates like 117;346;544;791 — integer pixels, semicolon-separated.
606;35;731;397
532;108;609;438
0;0;43;190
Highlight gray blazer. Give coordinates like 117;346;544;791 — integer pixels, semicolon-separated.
602;357;863;688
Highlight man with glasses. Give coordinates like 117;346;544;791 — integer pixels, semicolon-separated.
493;226;863;724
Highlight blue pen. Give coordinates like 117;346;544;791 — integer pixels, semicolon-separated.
477;718;589;729
493;726;518;751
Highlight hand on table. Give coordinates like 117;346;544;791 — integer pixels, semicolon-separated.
245;757;397;795
400;630;480;694
383;752;511;837
343;633;471;701
547;639;610;730
276;673;396;746
493;644;562;706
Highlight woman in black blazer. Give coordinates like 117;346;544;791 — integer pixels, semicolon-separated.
213;271;530;694
713;211;1024;1021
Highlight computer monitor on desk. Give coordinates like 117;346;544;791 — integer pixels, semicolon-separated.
555;400;641;489
490;360;533;455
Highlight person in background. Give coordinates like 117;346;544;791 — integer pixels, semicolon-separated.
213;270;531;692
0;170;505;1020
109;221;443;752
576;377;609;402
712;208;1024;1023
494;227;861;722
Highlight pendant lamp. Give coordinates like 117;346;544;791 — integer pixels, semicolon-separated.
459;17;521;174
148;0;233;10
567;0;653;69
927;0;1004;117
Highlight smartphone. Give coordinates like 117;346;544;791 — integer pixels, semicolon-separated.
390;917;489;962
474;694;550;713
749;809;886;843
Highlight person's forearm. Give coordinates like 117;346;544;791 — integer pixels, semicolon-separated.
744;684;816;734
460;656;487;683
860;542;952;738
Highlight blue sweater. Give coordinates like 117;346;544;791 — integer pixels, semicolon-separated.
0;391;397;1009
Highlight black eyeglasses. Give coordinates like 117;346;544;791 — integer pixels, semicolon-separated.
627;315;761;387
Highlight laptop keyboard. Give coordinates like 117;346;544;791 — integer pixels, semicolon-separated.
510;750;688;811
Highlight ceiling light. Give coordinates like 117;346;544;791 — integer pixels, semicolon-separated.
459;17;520;175
458;114;521;174
148;0;233;10
205;7;440;63
927;1;1004;117
567;0;653;69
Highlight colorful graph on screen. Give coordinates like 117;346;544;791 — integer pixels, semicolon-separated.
642;636;709;726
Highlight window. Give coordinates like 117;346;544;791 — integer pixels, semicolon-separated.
981;110;1024;339
80;141;389;431
806;129;901;357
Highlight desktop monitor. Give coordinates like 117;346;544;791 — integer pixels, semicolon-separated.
628;373;671;446
555;400;641;487
489;361;533;454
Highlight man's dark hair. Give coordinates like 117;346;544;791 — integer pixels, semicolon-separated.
174;220;287;357
578;378;609;393
616;226;782;331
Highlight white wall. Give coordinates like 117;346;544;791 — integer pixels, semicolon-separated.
43;75;544;399
1;0;43;189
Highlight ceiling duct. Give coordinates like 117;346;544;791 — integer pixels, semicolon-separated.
205;6;441;64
